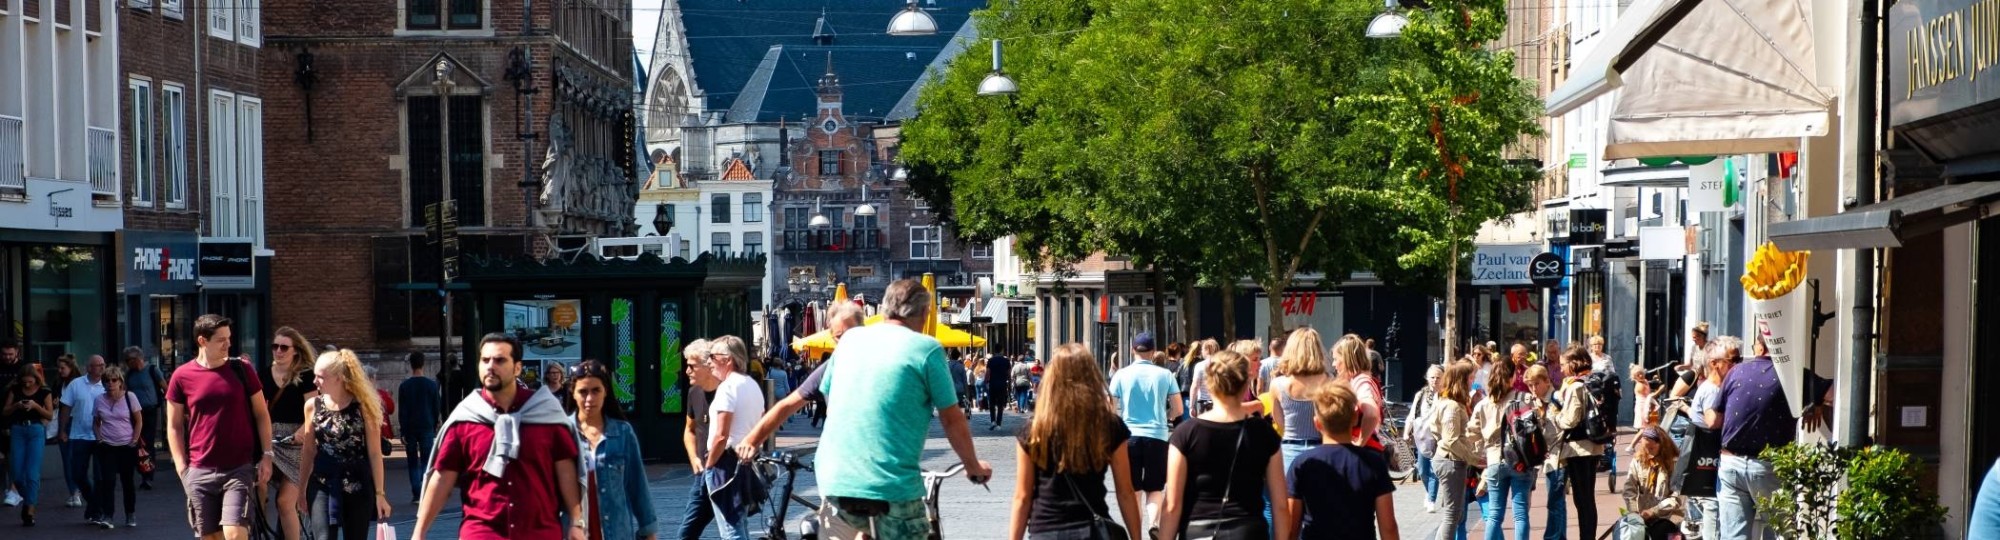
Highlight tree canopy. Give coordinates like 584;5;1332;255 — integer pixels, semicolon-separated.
901;0;1542;339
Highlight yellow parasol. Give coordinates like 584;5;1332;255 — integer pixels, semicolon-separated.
789;273;986;357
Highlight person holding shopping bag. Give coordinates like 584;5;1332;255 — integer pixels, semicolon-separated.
296;350;390;540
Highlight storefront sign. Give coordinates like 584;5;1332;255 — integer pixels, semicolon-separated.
199;240;256;289
1889;0;2000;126
1568;153;1587;169
1529;252;1566;288
119;230;201;295
0;178;123;231
1604;239;1641;259
1253;291;1343;341
1470;244;1541;286
1569;209;1609;245
1687;160;1730;212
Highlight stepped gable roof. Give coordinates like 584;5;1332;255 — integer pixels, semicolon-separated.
679;0;982;124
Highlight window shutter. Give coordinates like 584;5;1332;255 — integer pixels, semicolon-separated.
238;97;263;247
209;91;237;237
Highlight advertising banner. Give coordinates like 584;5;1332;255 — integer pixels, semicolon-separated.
1471;244;1542;286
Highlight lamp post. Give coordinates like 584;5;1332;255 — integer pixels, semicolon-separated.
1366;0;1411;38
431;58;458;392
886;0;938;36
976;40;1019;97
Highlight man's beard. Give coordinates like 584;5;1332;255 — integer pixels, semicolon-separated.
481;374;509;392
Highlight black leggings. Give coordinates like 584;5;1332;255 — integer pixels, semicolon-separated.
314;488;377;540
90;443;138;517
1565;456;1600;540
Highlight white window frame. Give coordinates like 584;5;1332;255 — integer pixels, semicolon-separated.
129;0;152;11
128;78;155;207
909;225;941;260
209;89;238;237
710;232;731;255
209;0;234;40
236;0;259;47
742;192;763;222
163;84;188;208
237;96;265;247
161;0;183;19
744;232;763;256
911;190;930;210
970;243;993;259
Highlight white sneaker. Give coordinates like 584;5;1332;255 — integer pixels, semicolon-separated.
65;492;83;508
1425;501;1438;513
2;488;19;506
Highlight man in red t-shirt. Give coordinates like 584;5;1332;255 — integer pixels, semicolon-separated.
166;314;275;540
412;333;584;540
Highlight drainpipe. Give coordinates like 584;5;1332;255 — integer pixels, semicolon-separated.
1841;0;1880;448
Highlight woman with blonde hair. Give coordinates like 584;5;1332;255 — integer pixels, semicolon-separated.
1270;329;1331;470
1620;427;1683;540
1007;343;1143;540
1430;361;1480;540
1333;335;1385;450
295;350;389;540
1158;351;1291;540
267;326;317;540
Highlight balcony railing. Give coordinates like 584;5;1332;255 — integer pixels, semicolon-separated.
782;228;886;252
0;115;22;190
87;127;117;197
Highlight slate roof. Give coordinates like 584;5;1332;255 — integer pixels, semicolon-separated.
677;0;983;124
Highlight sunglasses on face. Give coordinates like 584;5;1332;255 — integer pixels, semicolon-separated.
273;344;293;352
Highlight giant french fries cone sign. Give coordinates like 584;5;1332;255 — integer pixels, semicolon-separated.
1742;242;1813;416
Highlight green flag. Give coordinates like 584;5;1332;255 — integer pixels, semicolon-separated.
1723;157;1740;208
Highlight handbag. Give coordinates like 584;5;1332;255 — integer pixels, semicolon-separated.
1185;427;1253;540
1674;424;1721;497
1060;473;1128;540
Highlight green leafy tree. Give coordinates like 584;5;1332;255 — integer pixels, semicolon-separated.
902;0;1540;340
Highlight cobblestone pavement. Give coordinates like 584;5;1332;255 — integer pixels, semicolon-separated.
6;411;1638;540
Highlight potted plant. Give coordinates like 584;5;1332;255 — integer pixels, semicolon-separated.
1758;443;1947;539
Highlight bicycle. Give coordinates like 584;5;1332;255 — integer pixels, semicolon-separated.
755;447;822;540
1379;401;1418;481
921;463;985;540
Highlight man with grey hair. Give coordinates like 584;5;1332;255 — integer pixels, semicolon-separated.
816;279;991;539
701;335;763;539
60;354;108;518
737;302;864;457
676;339;722;539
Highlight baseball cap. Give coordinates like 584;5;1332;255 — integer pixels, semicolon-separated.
1132;332;1156;352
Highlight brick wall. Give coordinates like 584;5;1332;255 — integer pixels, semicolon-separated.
119;3;264;234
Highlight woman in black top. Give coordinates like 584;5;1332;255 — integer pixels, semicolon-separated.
1159;351;1291;540
5;364;57;526
296;350;389;540
268;326;317;540
1007;343;1143;540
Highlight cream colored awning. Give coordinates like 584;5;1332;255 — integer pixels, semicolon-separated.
1544;0;1832;160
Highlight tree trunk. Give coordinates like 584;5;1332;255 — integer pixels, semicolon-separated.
1266;276;1288;342
1444;242;1459;362
1182;279;1200;343
1221;281;1237;341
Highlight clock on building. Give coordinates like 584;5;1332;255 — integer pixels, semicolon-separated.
821;118;838;133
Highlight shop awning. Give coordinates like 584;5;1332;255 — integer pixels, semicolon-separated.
1545;0;1832;160
978;298;1011;323
1767;182;2000;251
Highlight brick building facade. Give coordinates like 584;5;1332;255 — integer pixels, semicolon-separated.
258;0;636;354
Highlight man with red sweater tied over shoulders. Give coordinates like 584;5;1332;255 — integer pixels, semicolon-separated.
412;333;585;540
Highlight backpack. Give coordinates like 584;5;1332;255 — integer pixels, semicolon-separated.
1563;374;1619;444
1410;389;1439;456
1501;394;1548;472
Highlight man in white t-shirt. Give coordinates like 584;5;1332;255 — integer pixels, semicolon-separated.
702;335;765;540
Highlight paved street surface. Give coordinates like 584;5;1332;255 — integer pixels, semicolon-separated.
6;410;1639;540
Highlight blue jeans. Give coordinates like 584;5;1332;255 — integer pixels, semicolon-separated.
9;424;46;503
1416;446;1440;502
1543;467;1568;540
64;439;97;503
404;430;434;500
677;475;715;540
711;496;749;540
1014;387;1032;411
1718;455;1778;540
1482;464;1534;540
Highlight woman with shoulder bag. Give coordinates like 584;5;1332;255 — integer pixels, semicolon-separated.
1007;343;1143;540
1430;361;1479;540
89;367;145;528
1551;346;1606;540
1619;427;1683;540
1158;351;1290;540
1407;365;1444;512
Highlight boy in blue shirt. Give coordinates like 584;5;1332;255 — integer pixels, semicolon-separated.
1286;382;1401;540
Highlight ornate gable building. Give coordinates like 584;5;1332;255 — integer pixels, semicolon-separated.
639;0;991;318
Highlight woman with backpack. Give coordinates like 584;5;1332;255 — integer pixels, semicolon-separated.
1406;364;1445;513
1471;360;1535;540
1552;346;1607;540
1006;343;1143;540
1430;361;1479;540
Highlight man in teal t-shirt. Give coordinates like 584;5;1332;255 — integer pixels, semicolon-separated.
1107;332;1183;534
816;279;992;540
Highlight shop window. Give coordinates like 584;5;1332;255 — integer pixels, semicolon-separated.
25;246;108;364
504;298;583;384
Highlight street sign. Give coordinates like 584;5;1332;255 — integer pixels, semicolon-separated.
1529;252;1565;288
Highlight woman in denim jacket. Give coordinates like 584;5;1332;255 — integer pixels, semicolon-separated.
571;361;658;540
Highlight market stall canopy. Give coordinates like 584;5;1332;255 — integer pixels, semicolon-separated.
1545;0;1832;159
